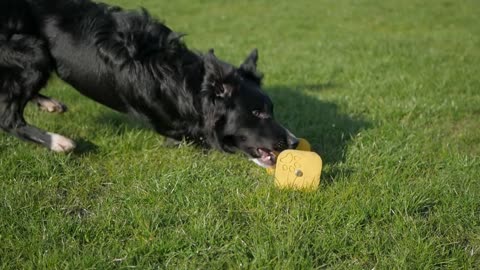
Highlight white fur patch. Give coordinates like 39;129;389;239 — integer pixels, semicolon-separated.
48;133;76;152
250;158;272;168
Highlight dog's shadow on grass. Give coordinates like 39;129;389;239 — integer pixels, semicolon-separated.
266;85;371;183
73;112;150;155
72;138;99;155
95;112;150;134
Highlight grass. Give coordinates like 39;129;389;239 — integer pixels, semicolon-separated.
1;0;479;268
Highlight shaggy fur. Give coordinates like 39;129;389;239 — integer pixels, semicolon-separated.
0;0;298;167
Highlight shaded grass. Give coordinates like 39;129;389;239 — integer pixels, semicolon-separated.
1;0;480;269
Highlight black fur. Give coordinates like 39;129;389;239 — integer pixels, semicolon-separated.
0;0;298;166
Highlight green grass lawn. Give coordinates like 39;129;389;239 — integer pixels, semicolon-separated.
1;0;480;268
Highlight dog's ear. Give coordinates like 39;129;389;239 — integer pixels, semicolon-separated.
203;50;235;98
240;48;258;72
239;48;263;85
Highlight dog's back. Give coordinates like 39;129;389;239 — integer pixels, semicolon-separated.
25;0;193;114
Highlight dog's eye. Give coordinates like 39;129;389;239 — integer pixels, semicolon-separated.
252;110;270;119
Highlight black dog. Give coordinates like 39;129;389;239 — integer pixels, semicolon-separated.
0;0;298;167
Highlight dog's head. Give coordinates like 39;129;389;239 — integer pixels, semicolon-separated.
202;49;298;167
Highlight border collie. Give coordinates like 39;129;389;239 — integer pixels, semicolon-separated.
0;0;298;167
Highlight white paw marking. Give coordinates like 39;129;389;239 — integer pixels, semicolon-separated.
48;133;76;152
37;98;66;113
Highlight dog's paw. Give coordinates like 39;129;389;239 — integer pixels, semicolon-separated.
48;133;76;152
36;97;67;113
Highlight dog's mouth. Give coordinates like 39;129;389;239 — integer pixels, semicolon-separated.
250;148;277;168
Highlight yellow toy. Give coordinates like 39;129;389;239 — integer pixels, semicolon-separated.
266;138;322;191
266;138;312;175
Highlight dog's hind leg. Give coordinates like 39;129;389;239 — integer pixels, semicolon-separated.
0;93;76;152
0;41;75;152
31;94;67;113
0;77;76;152
4;122;76;153
0;0;75;151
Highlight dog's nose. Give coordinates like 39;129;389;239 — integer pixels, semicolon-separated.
288;136;299;149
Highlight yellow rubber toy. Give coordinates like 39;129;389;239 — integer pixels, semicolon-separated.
266;138;312;175
274;150;322;191
266;138;323;191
